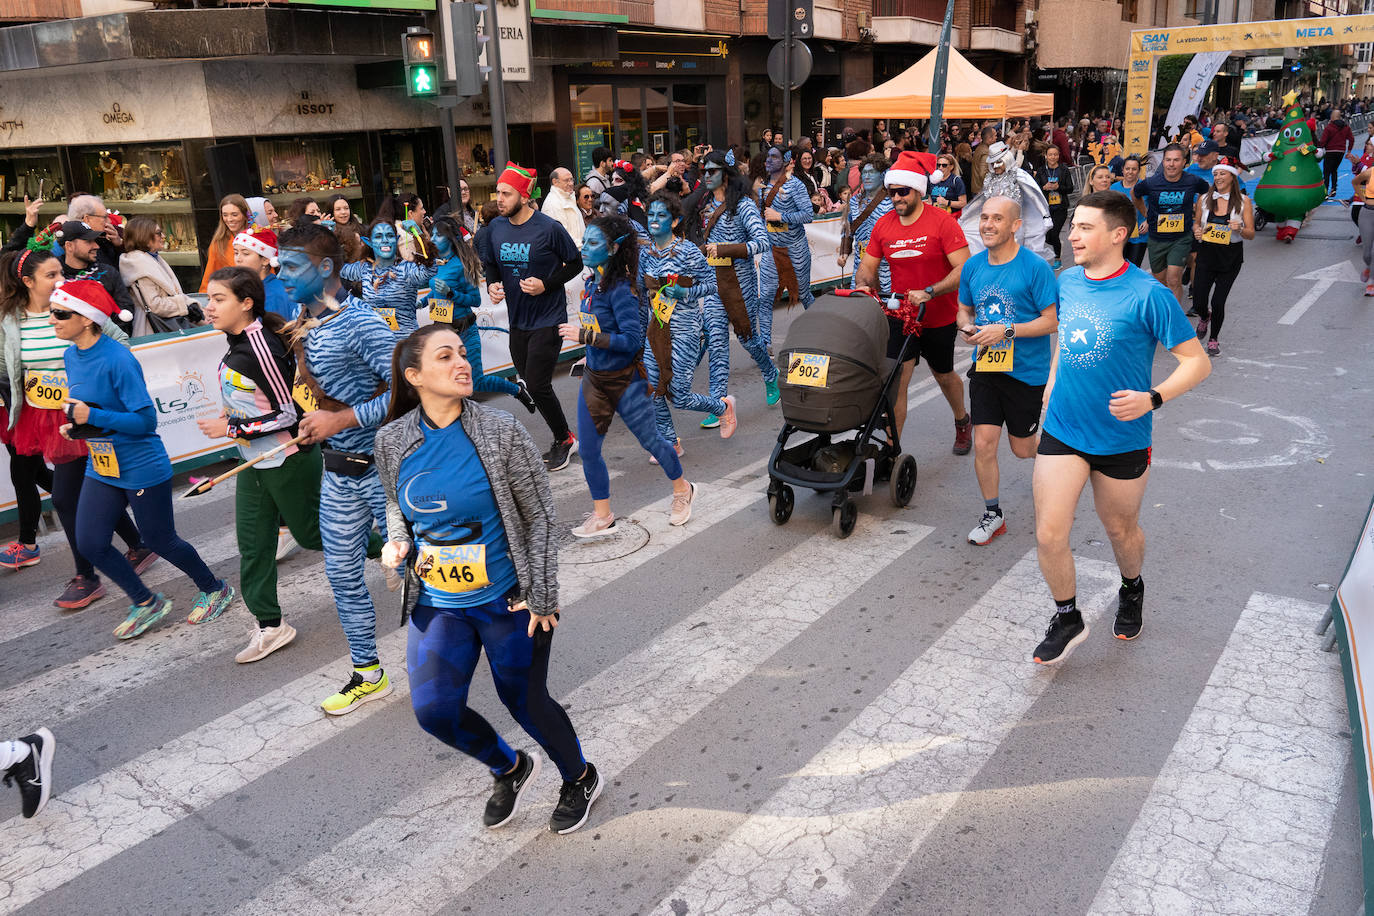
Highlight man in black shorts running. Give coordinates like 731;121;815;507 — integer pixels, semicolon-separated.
955;196;1059;545
855;150;972;451
1032;191;1211;665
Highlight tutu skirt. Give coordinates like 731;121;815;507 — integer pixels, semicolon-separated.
1;404;89;464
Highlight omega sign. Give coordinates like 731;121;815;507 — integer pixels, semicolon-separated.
102;103;134;125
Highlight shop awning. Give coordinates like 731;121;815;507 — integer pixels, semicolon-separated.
821;46;1053;120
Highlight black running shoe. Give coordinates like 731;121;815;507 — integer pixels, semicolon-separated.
484;750;541;829
549;761;603;834
513;378;537;414
3;727;54;818
1114;582;1144;641
544;436;578;472
1033;611;1088;666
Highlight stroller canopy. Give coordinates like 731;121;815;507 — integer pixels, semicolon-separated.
781;293;888;372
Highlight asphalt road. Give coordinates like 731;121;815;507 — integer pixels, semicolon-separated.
0;203;1370;915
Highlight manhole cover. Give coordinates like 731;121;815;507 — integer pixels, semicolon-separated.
559;519;650;564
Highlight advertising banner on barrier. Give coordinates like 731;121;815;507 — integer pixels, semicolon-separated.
1333;496;1374;903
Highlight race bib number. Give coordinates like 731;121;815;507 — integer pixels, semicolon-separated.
706;256;732;267
976;339;1014;373
767;222;788;233
428;298;453;323
23;369;68;410
651;293;677;326
855;242;867;261
1157;213;1184;233
1201;225;1232;245
417;544;490;594
377;307;399;331
786;352;830;388
1046;192;1062;206
89;440;120;478
579;311;601;334
293;376;320;414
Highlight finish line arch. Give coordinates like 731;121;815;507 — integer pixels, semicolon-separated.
1123;14;1374;156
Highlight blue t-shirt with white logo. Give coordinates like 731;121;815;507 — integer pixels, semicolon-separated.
1045;263;1195;455
958;246;1058;386
1132;171;1209;239
474;210;580;330
397;415;518;609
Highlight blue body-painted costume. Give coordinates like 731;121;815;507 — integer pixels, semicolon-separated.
756;174;814;346
640;239;726;444
340;259;436;336
695;195;778;395
422;258;520;398
846;191;893;294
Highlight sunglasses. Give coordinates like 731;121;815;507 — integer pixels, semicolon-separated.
50;308;77;320
886;187;915;197
702;166;723;174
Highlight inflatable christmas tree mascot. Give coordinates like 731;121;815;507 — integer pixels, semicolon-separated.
1254;91;1327;242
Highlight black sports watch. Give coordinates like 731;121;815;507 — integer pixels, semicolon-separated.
923;285;935;298
1003;324;1016;339
1149;388;1163;410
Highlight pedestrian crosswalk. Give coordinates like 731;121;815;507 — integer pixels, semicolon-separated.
0;444;1351;915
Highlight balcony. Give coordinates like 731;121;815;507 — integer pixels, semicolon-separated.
971;0;1018;30
873;0;949;20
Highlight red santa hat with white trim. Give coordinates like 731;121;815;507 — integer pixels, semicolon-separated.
884;150;944;196
51;279;132;327
233;228;279;267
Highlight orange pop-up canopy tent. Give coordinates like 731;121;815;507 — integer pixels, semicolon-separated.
821;46;1053;120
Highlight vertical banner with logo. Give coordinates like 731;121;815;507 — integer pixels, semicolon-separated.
1162;51;1228;140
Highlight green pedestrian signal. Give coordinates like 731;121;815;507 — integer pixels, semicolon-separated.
407;62;438;97
402;26;441;99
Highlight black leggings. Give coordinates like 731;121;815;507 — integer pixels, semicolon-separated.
1323;152;1344;194
509;324;570;442
1194;244;1243;341
1125;241;1148;267
1047;208;1067;259
6;449;141;578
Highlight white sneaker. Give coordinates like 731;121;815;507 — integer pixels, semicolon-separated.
275;528;299;562
648;439;685;466
967;510;1007;546
572;512;617;539
235;622;297;663
669;482;697;527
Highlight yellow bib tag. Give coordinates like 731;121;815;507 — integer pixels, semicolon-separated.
855;242;867;260
651;291;677;326
1201;225;1232;245
23;369;68;411
1047;192;1062;206
767;222;787;233
417;544;490;594
976;339;1014;372
1157;213;1184;233
706;256;732;267
429;299;454;323
786;352;830;387
89;440;120;478
377;307;399;331
292;374;319;414
579;311;601;334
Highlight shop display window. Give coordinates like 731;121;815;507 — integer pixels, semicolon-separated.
70;142;191;205
0;148;67;249
252;136;362;196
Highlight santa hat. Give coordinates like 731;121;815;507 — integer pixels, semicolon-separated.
234;228;279;267
1213;155;1242;180
885;150;944;195
51;279;132;327
496;161;537;198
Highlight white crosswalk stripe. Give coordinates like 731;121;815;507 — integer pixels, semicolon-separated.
1088;593;1347;916
233;514;933;916
654;551;1120;916
0;474;755;909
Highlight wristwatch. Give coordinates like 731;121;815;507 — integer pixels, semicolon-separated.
1149;388;1163;410
1003;324;1016;339
923;285;935;298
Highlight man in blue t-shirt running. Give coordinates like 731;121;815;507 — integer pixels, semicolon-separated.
1132;143;1208;313
1031;191;1211;666
956;196;1058;547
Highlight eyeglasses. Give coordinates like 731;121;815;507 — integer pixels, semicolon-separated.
50;308;77;321
887;187;915;197
154;229;166;237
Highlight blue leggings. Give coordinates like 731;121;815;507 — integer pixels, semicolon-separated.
642;304;726;444
697;292;777;401
408;598;586;781
577;375;681;501
75;477;221;606
459;321;520;397
321;468;388;667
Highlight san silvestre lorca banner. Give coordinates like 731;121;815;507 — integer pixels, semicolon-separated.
1123;15;1374;156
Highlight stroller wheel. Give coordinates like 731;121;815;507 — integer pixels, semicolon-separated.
890;453;918;508
831;498;858;539
769;485;795;525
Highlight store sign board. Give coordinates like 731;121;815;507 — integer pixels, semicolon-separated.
574;123;609;180
284;0;436;9
499;0;532;82
1247;54;1284;69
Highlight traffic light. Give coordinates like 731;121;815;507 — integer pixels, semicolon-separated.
450;1;492;98
403;26;440;98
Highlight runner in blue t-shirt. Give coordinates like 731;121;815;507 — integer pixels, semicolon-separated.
1031;190;1211;666
956;195;1058;547
1131;143;1208;313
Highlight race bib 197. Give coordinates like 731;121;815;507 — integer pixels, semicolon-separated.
1157;213;1184;233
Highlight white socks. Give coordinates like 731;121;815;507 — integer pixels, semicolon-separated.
0;739;31;771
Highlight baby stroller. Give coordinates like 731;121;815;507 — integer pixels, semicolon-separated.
766;290;919;539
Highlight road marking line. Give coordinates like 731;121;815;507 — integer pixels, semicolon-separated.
1088;592;1346;916
233;515;934;916
0;476;757;910
656;551;1120;916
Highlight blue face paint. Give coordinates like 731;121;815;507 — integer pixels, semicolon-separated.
370;223;398;263
278;247;330;306
431;230;454;261
581;225;613;268
703;167;724;191
647;201;674;243
861;165;884;193
766;148;784;175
